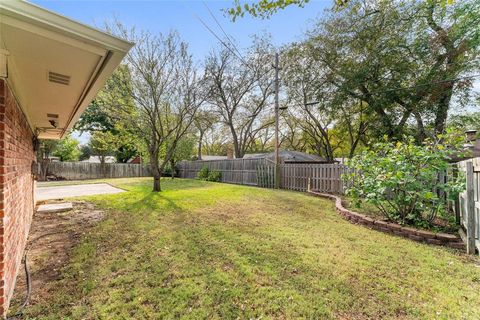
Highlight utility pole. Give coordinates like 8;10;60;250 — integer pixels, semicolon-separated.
274;52;280;189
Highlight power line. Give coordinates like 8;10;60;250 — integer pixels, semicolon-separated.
192;11;253;71
202;1;246;65
186;2;275;85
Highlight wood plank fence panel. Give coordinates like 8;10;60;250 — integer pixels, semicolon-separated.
40;162;152;180
178;158;272;187
279;163;346;193
457;157;480;254
178;159;348;192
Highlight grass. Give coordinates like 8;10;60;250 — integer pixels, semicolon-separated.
28;178;480;319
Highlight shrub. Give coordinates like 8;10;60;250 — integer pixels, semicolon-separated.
344;137;464;228
206;170;222;182
197;167;221;182
198;166;210;180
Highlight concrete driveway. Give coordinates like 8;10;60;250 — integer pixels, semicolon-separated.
36;183;125;201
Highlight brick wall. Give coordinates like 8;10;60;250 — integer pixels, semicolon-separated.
0;78;36;316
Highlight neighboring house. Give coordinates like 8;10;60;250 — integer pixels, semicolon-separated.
244;150;331;164
48;156;61;162
128;155;142;164
199;155;229;161
198;151;331;163
450;129;480;162
0;2;132;316
82;156;117;163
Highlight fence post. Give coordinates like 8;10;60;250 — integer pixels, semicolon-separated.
466;161;476;254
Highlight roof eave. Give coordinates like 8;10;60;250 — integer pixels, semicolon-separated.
0;1;133;53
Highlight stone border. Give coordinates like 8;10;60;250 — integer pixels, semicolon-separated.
307;191;465;250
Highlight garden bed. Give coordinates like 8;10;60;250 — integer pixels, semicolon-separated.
310;191;464;250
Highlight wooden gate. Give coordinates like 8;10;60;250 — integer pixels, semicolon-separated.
457;158;480;254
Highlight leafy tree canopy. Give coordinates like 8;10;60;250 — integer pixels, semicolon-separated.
52;135;81;162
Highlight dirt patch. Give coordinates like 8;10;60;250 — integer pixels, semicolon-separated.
7;200;104;317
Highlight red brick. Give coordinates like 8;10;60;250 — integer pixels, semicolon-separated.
387;223;402;231
435;232;460;242
0;79;35;316
415;229;436;239
447;242;466;250
374;220;389;227
402;227;418;236
425;238;443;245
408;234;424;242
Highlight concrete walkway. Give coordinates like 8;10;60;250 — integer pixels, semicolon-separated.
36;183;125;201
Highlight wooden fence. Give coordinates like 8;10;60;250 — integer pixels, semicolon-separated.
281;163;347;193
178;158;272;186
40;161;152;180
178;159;347;193
457;158;480;254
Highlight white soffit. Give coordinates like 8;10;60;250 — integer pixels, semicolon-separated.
0;1;133;139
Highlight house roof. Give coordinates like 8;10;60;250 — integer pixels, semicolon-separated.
198;151;329;162
81;156;116;163
0;1;133;139
245;150;329;163
200;155;229;161
450;139;480;162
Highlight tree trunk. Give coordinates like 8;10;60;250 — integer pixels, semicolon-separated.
170;158;175;179
349;138;360;159
228;123;243;158
153;175;161;192
413;111;427;143
434;83;454;135
40;158;50;181
150;152;161;192
100;156;106;178
197;131;204;160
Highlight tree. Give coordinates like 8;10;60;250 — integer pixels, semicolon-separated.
226;0;455;21
89;131;116;163
166;135;196;179
36;139;59;181
411;0;480;135
227;0;311;21
203;123;231;156
111;26;204;191
205;35;275;158
74;100;116;133
279;112;306;152
79;144;92;161
282;43;367;161
75;65;141;163
53;135;81;162
193;110;218;160
304;0;479;141
448;112;480;134
89;131;117;177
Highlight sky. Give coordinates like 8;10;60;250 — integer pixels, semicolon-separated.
31;0;478;144
32;0;331;63
31;0;332;144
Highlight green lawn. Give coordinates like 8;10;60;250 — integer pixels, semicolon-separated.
29;178;480;319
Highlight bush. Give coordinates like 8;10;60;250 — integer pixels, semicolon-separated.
206;170;221;182
344;137;464;228
197;167;222;182
198;166;210;180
